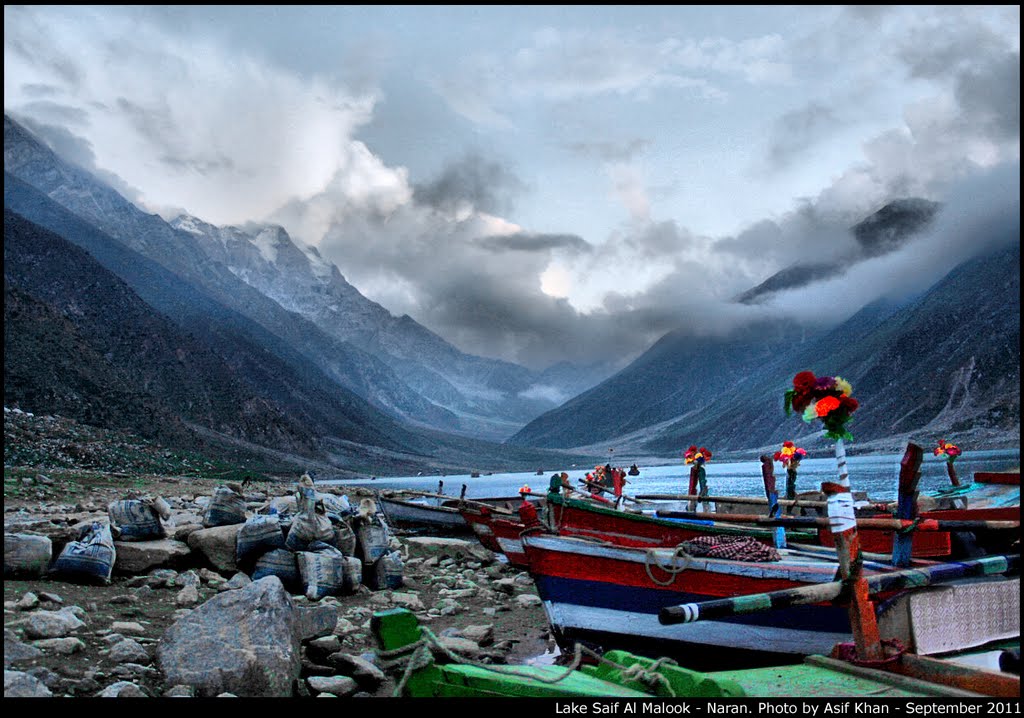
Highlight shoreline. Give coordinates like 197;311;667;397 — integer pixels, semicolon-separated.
3;475;553;698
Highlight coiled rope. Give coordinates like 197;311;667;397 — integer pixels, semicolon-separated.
643;545;693;586
376;625;681;697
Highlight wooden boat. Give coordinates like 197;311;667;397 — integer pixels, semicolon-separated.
546;489;818;548
380;487;542;535
371;607;1014;697
460;504;532;568
520;530;1019;666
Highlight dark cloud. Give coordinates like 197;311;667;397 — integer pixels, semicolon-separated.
955;51;1020;141
20;83;63;99
412;152;525;215
764;102;842;171
477;232;591;254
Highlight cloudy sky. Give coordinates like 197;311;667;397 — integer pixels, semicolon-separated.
4;5;1020;369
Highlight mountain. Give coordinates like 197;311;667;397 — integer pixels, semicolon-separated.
509;238;1019;457
4;208;318;458
737;198;940;305
4;114;609;442
168;213;614;440
3;115;461;435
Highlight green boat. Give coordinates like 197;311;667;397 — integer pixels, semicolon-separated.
371;609;1008;698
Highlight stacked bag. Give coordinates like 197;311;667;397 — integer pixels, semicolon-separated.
232;473;401;600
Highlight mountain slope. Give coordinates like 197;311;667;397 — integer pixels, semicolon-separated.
3;208;323;456
170;213;614;439
3;115;459;433
510;239;1020;455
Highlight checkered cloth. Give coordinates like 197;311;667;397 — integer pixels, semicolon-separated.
681;535;781;562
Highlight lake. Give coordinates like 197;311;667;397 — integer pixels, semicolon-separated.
325;448;1020;502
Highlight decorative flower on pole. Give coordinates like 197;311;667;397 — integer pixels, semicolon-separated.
784;371;859;441
773;441;807;468
684;445;712;465
933;439;961;463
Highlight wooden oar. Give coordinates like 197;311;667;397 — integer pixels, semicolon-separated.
653;509;1018;532
658;553;1019;625
635;493;830;509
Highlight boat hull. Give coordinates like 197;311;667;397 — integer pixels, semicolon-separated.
523;534;853;663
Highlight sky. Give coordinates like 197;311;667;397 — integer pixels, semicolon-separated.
4;5;1020;370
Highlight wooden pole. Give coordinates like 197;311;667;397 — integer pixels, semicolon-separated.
892;443;924;567
636;493;829;509
687;465;700;512
823;436;883;662
761;455;787;549
945;460;961;487
658;554;1018;625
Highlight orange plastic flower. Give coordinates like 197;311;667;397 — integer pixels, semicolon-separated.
815;395;840;417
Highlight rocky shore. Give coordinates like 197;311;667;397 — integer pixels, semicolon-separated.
4;474;554;698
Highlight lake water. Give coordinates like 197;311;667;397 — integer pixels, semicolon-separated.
325;448;1019;502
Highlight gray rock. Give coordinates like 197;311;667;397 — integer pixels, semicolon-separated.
4;629;43;666
164;684;194;697
305;635;342;664
175;585;200;607
185;525;241;572
19;607;86;639
97;681;148;697
16;592;40;610
174;569;201;588
403;536;494;563
307;675;358;696
460;624;495;646
4;669;53;697
294;604;339;641
32;637;86;655
440;635;482;656
109;638;149;664
390;592;425;611
114;539;191;573
221;572;252;591
4;533;52;578
515;593;543;608
110;621;147;635
157;576;305;697
36;592;63;605
326;653;385;690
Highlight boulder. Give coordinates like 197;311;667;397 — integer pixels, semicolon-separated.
186;525;241;572
157;576;306;697
4;669;53;697
18;607;86;639
113;539;191;573
402;536;494;563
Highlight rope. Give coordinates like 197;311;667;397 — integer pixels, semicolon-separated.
377;626;683;697
643;545;693;586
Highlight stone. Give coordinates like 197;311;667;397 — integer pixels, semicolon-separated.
294;604;339;641
18;607;86;639
109;638;150;664
460;624;495;646
390;592;425;611
97;680;148;697
4;629;43;666
307;675;358;696
4;533;52;578
326;653;386;690
16;592;40;610
157;576;304;697
403;536;494;563
4;669;53;697
185;525;241;573
114;539;191;573
110;621;147;635
175;585;200;607
164;684;194;697
515;593;543;608
438;635;481;657
32;637;86;655
305;635;342;664
36;592;63;605
221;572;252;591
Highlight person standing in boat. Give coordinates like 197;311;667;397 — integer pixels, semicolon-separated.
684;446;712;512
